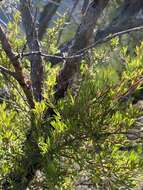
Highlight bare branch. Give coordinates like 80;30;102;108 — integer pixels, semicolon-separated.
57;0;80;45
0;65;17;77
0;26;34;108
18;51;82;61
95;0;143;42
38;0;62;40
81;0;90;15
80;25;143;54
17;25;143;66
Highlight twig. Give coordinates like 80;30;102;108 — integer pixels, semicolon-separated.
18;51;82;61
76;25;143;55
19;25;143;63
0;65;17;78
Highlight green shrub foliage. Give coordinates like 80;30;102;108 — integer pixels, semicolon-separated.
1;11;143;190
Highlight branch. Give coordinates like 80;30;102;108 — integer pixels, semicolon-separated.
19;38;74;66
95;0;143;42
57;0;80;45
55;0;109;98
95;19;143;42
38;0;62;40
19;25;143;67
0;65;17;78
18;51;82;62
20;0;44;101
0;26;34;108
81;0;90;15
83;25;143;54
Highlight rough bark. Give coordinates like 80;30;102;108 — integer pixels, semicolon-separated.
55;0;110;99
20;0;44;101
0;26;34;108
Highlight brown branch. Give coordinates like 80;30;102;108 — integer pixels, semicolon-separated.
95;19;143;42
17;24;143;68
95;0;143;42
77;25;143;55
55;0;109;99
0;26;34;108
38;0;62;40
20;0;44;101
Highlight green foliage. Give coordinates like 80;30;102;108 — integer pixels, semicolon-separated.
1;12;143;190
0;103;28;180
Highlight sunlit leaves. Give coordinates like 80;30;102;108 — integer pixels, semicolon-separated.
1;6;143;189
0;103;25;179
7;11;26;50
